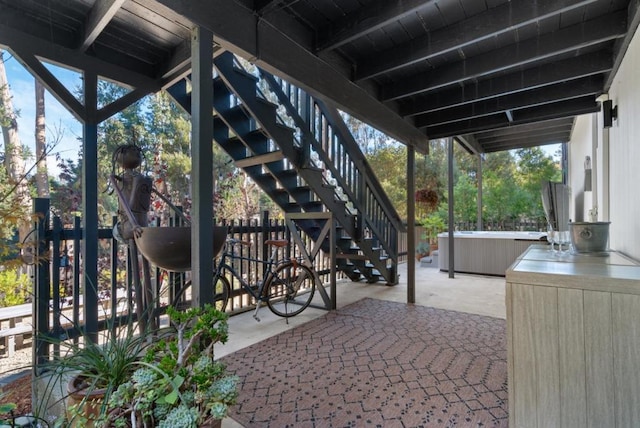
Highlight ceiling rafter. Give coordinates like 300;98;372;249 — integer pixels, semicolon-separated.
381;10;627;102
355;0;601;81
0;22;160;89
481;128;573;145
315;0;433;53
159;38;191;81
474;118;575;141
414;76;603;128
155;0;430;151
426;97;598;139
454;135;483;155
2;0;639;152
79;0;126;51
399;51;612;117
485;137;566;153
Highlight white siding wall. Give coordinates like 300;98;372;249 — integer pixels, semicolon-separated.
608;26;640;260
571;26;640;260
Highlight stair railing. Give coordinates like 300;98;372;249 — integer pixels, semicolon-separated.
259;71;403;261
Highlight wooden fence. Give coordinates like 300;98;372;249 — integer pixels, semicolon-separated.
30;201;343;367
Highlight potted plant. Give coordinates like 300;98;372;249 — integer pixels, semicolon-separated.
421;214;446;253
96;304;238;428
55;318;153;426
415;242;430;260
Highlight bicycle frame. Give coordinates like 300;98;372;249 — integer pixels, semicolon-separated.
214;240;282;321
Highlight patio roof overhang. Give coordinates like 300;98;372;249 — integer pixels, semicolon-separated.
0;0;638;153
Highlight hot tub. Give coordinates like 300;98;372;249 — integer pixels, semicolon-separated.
438;231;547;276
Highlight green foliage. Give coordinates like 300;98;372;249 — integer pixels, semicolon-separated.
97;304;238;427
0;388;17;417
0;268;30;307
452;174;477;223
416;242;430;256
0;393;17;427
420;214;446;244
363;136;560;226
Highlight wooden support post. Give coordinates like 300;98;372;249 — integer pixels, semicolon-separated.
190;26;215;307
407;145;416;303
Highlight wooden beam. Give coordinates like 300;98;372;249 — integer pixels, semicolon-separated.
316;0;435;52
414;76;603;128
474;118;575;141
605;0;640;90
399;51;612;118
96;87;153;123
455;135;483;155
9;48;86;122
381;11;627;102
80;0;126;51
356;0;601;81
0;22;158;89
155;0;430;150
484;138;567;152
190;26;215;307
426;97;598;139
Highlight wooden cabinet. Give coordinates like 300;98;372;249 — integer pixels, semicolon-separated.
506;245;640;428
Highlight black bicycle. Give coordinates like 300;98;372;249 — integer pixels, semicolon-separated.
170;238;317;320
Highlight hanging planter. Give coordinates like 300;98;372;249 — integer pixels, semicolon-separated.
415;188;439;213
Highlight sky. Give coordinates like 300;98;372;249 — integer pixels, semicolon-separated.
2;52;83;177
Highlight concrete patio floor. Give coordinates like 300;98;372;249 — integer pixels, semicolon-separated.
218;262;507;427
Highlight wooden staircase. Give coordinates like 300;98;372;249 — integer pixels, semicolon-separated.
168;52;404;284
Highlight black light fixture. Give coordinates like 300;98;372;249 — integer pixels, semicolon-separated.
603;99;618;128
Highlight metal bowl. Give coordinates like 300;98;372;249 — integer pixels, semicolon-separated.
134;226;228;272
569;222;610;253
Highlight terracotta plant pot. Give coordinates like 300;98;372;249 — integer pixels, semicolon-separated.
67;375;107;427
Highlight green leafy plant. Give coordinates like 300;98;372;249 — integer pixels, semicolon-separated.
40;311;153;427
96;304;238;428
0;268;30;307
416;242;431;257
39;296;156;426
0;393;17;425
421;214;446;245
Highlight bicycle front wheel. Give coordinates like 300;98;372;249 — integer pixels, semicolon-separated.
212;275;231;312
264;262;316;317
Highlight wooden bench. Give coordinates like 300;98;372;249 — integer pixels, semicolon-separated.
0;324;32;358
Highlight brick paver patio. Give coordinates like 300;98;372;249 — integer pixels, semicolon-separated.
221;298;508;427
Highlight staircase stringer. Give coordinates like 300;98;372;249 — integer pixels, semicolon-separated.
213;53;395;283
258;72;402;284
167;56;396;283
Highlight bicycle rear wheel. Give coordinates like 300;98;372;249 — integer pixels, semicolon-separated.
171;275;230;312
264;262;316;317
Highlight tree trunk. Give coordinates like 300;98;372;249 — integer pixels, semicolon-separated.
35;79;50;197
0;50;32;241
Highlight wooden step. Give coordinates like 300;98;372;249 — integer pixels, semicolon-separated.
234;151;284;168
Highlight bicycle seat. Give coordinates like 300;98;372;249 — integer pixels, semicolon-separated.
264;239;288;247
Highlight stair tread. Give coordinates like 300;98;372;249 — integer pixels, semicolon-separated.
214;54;398;285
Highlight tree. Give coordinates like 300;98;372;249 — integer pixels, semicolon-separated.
366;145;408;217
34;79;49;197
0;50;32;246
514;147;561;220
452;174;477;223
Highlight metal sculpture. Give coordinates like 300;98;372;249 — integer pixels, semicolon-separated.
109;144;156;331
110;144;228;328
